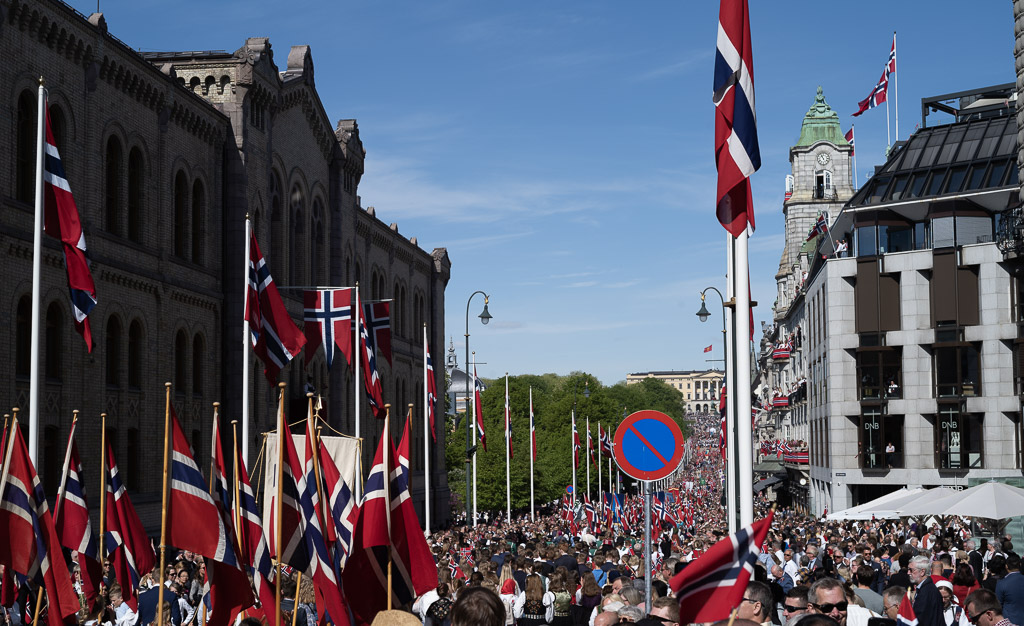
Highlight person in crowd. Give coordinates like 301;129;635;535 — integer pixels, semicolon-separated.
965;589;1021;626
953;562;981;606
782;586;809;625
451;587;505;626
807;578;848;626
998;554;1024;626
513;574;553;625
648;597;679;626
852;566;883;615
909;555;945;626
738;581;773;626
881;586;906;621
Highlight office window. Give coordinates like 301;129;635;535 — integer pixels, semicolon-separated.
936;407;982;469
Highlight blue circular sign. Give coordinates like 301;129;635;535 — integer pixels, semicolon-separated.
613;410;685;481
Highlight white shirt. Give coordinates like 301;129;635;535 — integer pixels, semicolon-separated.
513;591;554;624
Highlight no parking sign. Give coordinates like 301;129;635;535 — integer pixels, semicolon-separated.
613;410;685;482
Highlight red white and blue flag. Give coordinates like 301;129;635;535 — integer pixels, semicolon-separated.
43;98;97;350
853;35;896;117
104;442;156;611
714;0;761;237
572;413;582;468
232;438;277;626
268;422;311;573
599;425;613;456
303;288;353;370
426;338;438;441
669;509;775;624
357;293;385;418
166;408;254;626
53;419;102;613
845;126;855;156
363;301;392;367
473;363;486;451
896;592;917;626
318;434;358;571
0;418;81;626
806;213;829;241
247;230;306;382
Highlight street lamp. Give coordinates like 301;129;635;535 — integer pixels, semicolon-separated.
698;286;737;532
465;291;491;526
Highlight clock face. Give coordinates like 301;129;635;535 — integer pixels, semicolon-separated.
817;153;830;165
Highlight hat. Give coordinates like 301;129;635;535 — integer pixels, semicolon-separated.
935;580;955;598
501;579;517;595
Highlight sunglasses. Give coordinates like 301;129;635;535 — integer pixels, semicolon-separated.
968;609;992;624
812;601;848;613
783;604;806;612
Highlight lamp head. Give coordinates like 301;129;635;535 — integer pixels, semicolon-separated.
584;382;590;399
696;299;711;323
479;298;492;325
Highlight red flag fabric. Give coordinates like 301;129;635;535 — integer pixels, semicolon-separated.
104;443;156;610
317;437;357;569
356;293;385;418
43;98;97;350
704;345;713;353
363;302;393;366
246;229;306;382
267;423;311;572
845;127;855;156
233;441;278;626
669;510;774;624
0;419;80;626
714;0;760;237
426;337;438;441
896;592;917;626
53;420;102;613
303;288;353;370
473;363;486;451
853;37;894;118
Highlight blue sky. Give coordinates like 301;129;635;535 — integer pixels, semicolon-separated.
77;1;1016;385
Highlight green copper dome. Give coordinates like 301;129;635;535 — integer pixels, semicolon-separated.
795;86;849;148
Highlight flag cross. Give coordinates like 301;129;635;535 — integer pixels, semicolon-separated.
304;295;351;368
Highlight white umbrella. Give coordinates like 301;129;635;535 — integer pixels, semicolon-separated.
910;481;1024;519
886;487;961;517
825;487;923;521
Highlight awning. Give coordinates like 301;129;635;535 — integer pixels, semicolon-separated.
753;476;784;492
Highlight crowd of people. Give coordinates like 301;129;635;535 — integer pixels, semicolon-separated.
1;410;1020;626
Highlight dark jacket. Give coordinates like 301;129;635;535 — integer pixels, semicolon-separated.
912;578;945;626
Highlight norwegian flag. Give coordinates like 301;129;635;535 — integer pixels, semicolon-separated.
318;435;358;571
303;288;353;370
53;419;102;613
588;427;597;467
295;406;351;626
473;363;486;451
529;389;536;460
599;425;613;456
505;375;513;459
357;293;385;418
426;337;438;441
363;301;392;366
166;408;254;626
104;442;156;611
342;415;435;626
397;410;412;493
42;97;97;350
0;418;80;626
853;36;895;118
714;0;761;237
583;497;596;529
246;229;306;382
448;560;466;581
267;421;311;573
845;126;855;156
572;414;582;468
669;509;774;624
719;385;728;461
896;592;917;626
232;438;277;626
806;213;829;241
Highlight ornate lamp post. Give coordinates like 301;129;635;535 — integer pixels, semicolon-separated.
464;291;491;525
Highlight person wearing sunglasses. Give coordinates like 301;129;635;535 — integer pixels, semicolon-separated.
882;586;907;622
807;578;848;626
964;589;1019;626
782;587;809;624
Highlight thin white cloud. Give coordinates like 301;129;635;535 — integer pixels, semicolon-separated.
633;50;713;82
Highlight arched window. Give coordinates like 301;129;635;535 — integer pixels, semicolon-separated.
126;428;140;490
49;104;67;150
105;136;123;236
393;281;401;338
192;334;205;395
289;184;306;286
44;426;60;494
128;148;144;243
174;329;188;394
401;285;407;339
192;179;205;265
192;429;203;466
370;271;379;300
45;303;63;382
16;91;35;203
106;316;122;388
270;173;283;268
354;261;361;288
378;275;386;305
174;171;188;258
311;200;324;287
128;321;143;389
16;296;30;379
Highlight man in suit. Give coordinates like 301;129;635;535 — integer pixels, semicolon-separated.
996;553;1024;626
909;555;945;626
552;540;578;572
967;540;985;580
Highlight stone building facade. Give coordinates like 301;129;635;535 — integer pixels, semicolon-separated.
625;370;723;413
0;0;451;528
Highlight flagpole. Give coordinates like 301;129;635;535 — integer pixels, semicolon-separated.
736;231;754;528
471;352;478;527
505;373;510;524
586;417;591;503
157;383;172;626
99;412;107;566
852;126;859;190
275;382;286;626
307;394;329;539
597;422;602;508
231;420;243;556
354;285;361;502
423;324;431;535
725;235;738;535
382;404;392;610
571;406;576;508
54;410;78;527
893;31;899;142
243;217;252;466
529;387;534;523
28;78;46;467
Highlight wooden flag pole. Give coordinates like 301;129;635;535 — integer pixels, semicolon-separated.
30;587;43;626
290;572;301;626
275;382;286;626
307;394;329;538
200;403;218;626
231;420;243;555
383;404;392;611
99;412;107;576
157;383;172;626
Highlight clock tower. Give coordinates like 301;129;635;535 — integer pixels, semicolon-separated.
775;86;853;317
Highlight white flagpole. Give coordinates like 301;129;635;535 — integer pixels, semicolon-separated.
529;386;534;522
505;373;511;523
472;351;478;527
586;417;591;502
423;324;430;534
725;234;737;535
571;407;577;507
242;217;252;465
852;125;859;190
29;79;45;466
736;229;754;528
885;84;891;151
893;31;899;142
354;286;361;501
597;422;602;506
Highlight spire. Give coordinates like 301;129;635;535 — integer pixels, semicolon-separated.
795;86;848;148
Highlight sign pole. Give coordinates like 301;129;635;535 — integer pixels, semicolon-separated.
644;480;652;615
